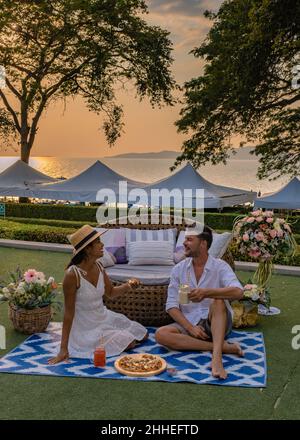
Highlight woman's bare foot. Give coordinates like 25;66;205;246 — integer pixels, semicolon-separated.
211;357;228;380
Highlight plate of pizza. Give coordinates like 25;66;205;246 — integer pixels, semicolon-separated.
114;353;167;377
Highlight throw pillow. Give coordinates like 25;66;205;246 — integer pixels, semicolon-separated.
174;231;232;263
124;227;177;258
128;241;175;266
96;228;127;264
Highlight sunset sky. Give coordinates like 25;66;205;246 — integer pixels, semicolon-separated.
3;0;223;158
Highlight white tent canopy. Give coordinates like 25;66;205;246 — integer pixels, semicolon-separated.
0;160;57;197
255;177;300;209
142;163;256;209
27;160;145;202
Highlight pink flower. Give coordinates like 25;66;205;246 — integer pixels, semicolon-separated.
260;223;268;231
247;217;255;223
255;232;265;241
256;216;263;222
252;210;262;217
269;229;277;238
266;217;273;223
244;284;256;290
277;229;283;238
242;233;250;242
264;211;274;217
284;223;291;233
24;269;38;283
261;252;272;261
249;249;261;258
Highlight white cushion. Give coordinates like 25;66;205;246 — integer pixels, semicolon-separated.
124;228;177;257
209;232;232;258
174;231;232;263
127;241;175;266
97;249;115;268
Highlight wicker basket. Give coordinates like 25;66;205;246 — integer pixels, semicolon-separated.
102;214;235;326
9;303;52;334
104;283;173;327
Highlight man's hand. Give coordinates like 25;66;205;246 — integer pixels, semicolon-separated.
187;324;209;340
188;288;208;303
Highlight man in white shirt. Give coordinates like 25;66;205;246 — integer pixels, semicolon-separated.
155;225;244;379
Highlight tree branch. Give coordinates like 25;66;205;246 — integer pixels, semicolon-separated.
5;77;22;100
0;89;21;132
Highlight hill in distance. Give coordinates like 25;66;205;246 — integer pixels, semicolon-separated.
105;146;256;160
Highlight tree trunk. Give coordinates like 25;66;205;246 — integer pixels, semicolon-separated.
19;137;31;203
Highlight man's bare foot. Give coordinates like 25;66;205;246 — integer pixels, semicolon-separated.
211;358;228;380
223;341;244;357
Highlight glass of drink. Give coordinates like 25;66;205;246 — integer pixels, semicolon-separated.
179;284;190;304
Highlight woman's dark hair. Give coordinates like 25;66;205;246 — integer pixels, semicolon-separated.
66;248;87;269
66;236;102;269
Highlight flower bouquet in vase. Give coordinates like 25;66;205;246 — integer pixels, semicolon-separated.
0;267;61;334
233;209;296;316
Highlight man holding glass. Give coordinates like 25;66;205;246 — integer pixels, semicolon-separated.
155;225;244;380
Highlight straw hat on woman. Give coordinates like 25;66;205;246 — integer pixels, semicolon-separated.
48;225;148;364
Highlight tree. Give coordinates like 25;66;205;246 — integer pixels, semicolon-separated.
0;0;176;163
175;0;300;180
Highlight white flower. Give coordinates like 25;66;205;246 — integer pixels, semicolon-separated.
16;286;25;295
251;292;260;301
47;277;55;285
2;287;9;295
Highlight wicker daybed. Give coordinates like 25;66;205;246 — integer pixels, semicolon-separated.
102;214;235;327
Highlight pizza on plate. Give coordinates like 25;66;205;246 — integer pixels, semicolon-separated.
114;353;167;377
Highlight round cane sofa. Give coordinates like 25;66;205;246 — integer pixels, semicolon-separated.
102;214;235;327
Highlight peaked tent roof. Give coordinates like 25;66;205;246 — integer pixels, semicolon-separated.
0;160;57;197
255;177;300;209
28;160;145;202
142;163;255;208
0;160;56;187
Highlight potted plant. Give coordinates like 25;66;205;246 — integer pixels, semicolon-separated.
0;267;61;334
231;283;270;328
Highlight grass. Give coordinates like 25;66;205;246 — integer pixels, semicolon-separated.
0;247;299;420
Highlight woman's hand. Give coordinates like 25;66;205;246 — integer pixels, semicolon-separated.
127;278;140;290
48;348;69;365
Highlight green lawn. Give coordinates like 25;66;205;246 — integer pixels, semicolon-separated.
0;247;299;420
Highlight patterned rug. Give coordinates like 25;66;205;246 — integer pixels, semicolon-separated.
0;323;266;387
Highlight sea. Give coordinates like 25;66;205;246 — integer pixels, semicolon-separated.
0;156;290;194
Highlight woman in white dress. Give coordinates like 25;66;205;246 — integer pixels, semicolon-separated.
48;225;148;364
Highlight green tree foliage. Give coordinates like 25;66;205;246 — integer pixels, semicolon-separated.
0;0;176;162
175;0;300;180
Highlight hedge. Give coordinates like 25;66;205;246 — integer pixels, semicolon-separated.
3;217;98;229
0;220;75;244
0;219;299;266
2;203;300;233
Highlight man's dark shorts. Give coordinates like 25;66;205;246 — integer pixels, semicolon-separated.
170;307;233;340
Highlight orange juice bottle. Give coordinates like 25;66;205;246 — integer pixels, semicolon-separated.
94;345;106;367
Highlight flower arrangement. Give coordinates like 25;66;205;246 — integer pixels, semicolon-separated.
233;209;296;289
232;282;270;328
243;283;270;308
0;267;61;311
